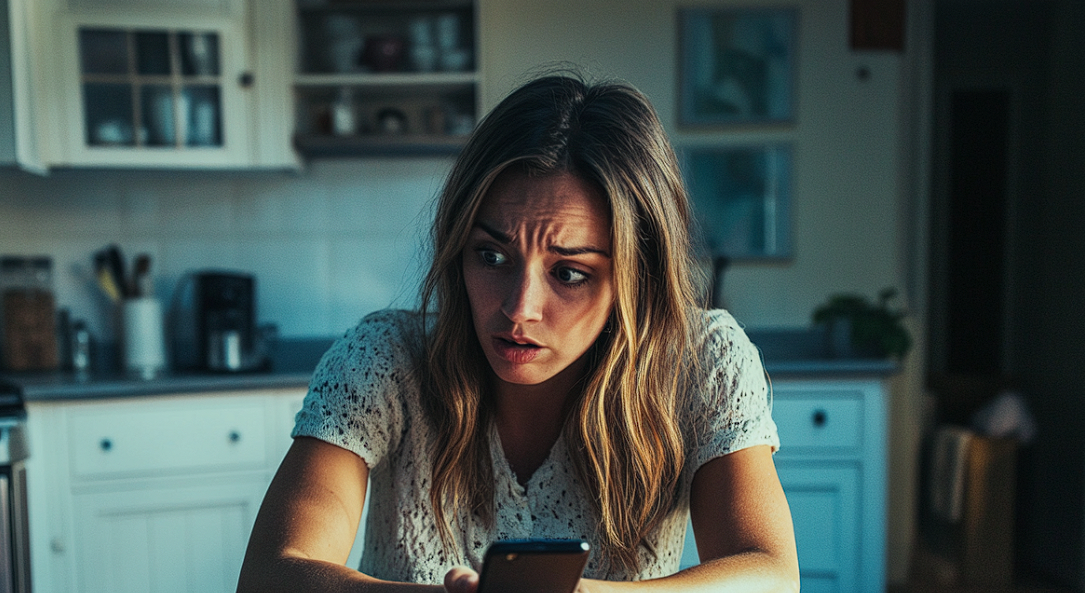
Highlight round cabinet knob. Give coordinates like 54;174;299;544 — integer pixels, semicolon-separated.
100;438;113;452
51;537;66;553
238;72;254;88
812;409;828;428
228;430;241;444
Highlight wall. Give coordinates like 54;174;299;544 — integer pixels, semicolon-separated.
1016;0;1085;586
481;0;905;329
0;0;919;583
0;160;446;340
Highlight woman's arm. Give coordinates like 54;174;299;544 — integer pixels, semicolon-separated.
580;445;799;593
236;436;448;592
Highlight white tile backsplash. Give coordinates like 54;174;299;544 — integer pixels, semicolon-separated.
0;157;453;341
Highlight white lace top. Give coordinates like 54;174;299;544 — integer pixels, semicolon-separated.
292;308;778;584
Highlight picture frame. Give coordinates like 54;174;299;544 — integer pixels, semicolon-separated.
682;144;793;260
678;7;798;127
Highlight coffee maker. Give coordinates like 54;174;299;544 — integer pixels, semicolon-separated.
196;272;258;371
173;271;267;372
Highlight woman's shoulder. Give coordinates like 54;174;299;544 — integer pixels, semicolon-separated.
689;307;765;385
340;309;425;350
315;309;426;379
693;308;755;352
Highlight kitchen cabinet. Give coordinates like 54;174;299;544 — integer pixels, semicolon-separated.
1;0;16;164
292;0;479;157
25;388;308;593
774;377;887;593
8;0;297;171
1;0;45;171
678;376;887;593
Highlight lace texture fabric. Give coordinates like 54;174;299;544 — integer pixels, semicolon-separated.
292;308;779;584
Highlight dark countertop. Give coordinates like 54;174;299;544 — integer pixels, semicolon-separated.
1;337;335;403
1;328;899;402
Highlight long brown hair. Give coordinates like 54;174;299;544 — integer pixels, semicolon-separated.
419;73;704;572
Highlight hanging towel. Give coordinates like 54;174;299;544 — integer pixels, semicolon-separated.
929;425;975;523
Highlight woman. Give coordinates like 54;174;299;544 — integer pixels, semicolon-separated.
237;73;798;592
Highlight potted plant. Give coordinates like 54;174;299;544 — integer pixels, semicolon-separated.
812;287;912;360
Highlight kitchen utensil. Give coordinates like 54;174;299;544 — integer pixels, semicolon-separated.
104;244;127;298
132;253;152;297
93;252;122;302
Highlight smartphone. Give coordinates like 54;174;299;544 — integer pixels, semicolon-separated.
476;539;590;593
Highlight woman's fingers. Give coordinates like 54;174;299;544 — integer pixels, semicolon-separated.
444;566;480;593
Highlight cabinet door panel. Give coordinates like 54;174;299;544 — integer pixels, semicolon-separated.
778;465;859;593
73;480;264;593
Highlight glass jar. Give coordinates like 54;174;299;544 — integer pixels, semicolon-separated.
0;255;59;371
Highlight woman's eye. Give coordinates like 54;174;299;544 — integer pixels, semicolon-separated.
478;248;506;266
555;267;590;285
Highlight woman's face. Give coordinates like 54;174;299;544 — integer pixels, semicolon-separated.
463;168;615;389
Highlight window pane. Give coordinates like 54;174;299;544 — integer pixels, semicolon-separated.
80;29;129;74
183;85;221;146
141;85;176;146
179;32;219;76
84;83;134;146
135;31;171;75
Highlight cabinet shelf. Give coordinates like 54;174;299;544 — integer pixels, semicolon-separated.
293;132;467;157
295;71;477;89
298;0;473;12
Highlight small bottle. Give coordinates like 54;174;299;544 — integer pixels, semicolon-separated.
332;88;356;136
71;319;92;376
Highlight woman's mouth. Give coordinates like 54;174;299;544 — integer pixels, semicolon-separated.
491;337;542;364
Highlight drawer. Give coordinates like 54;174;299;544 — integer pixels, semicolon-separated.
773;393;862;450
67;399;269;479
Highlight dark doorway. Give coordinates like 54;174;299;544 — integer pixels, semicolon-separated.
945;89;1009;376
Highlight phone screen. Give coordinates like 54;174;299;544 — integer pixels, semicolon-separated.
476;539;590;593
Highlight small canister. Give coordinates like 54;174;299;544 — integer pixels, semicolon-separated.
120;297;167;379
0;256;59;371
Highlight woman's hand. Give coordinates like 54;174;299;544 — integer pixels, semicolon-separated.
443;566;479;593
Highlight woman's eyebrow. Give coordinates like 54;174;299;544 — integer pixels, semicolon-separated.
474;221;611;258
475;221;512;244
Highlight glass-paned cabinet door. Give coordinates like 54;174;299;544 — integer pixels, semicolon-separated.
79;27;224;149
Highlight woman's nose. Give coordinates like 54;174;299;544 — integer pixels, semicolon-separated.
501;268;544;323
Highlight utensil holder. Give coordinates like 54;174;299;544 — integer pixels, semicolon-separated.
121;297;166;379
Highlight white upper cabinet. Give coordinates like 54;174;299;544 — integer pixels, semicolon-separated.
8;0;298;171
1;0;17;165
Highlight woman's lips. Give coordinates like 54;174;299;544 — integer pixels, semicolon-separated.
491;336;542;364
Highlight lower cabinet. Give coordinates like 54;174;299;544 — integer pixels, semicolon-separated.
678;376;887;593
26;388;307;593
773;377;888;593
26;377;886;592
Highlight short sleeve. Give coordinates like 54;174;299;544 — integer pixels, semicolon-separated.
291;310;419;469
687;309;780;470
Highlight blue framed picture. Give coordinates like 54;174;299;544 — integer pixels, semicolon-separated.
679;7;797;127
683;144;793;260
